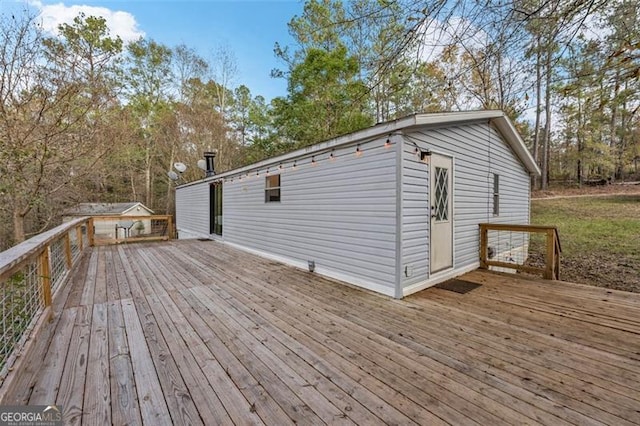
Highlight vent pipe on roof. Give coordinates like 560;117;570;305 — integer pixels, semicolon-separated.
203;150;217;177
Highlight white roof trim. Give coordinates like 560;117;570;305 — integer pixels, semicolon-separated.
490;115;541;176
178;110;539;188
122;202;155;215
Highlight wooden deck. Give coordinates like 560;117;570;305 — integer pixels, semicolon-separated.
3;240;640;425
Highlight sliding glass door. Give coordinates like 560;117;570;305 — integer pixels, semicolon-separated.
209;182;222;236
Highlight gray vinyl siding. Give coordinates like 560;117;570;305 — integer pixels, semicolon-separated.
400;142;430;287
176;183;210;239
223;138;397;295
401;121;531;288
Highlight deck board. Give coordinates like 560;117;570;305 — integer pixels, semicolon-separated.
3;239;640;425
82;303;111;425
107;300;142;426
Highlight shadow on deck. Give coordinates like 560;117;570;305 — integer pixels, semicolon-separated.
2;240;640;425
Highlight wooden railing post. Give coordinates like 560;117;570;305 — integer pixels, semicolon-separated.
479;224;488;270
167;215;174;239
545;228;555;280
64;233;72;269
39;246;52;310
478;223;561;280
88;217;95;246
553;229;560;280
76;225;84;251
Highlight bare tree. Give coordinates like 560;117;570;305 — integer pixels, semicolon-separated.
0;12;120;243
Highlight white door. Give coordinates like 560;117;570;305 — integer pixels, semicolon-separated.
430;154;453;273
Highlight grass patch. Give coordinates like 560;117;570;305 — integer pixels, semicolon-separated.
531;195;640;292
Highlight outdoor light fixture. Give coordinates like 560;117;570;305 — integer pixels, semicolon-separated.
421;150;432;162
292;160;297;170
308;260;315;272
329;149;335;161
355;144;363;157
279;163;284;170
311;156;317;166
384;138;392;149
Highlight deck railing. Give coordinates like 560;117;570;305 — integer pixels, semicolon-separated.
0;214;174;385
0;217;90;382
88;215;174;245
479;223;561;280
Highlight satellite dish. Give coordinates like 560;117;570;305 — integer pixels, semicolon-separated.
174;162;187;173
197;159;207;170
167;170;179;181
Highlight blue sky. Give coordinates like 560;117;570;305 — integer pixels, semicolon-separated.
2;0;305;100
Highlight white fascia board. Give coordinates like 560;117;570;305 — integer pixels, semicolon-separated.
413;110;504;126
177;120;400;189
177;110;540;189
402;110;540;176
122;203;155;215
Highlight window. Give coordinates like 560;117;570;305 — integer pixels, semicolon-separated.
265;175;280;202
493;173;500;216
433;167;449;221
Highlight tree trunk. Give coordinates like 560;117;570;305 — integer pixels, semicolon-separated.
145;143;152;206
532;36;542;189
130;170;137;200
541;47;552;190
13;206;26;244
165;147;175;215
610;69;620;181
577;159;583;187
577;97;584;187
616;81;629;181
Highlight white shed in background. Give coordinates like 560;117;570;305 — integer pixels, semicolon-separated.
63;202;154;240
176;111;540;298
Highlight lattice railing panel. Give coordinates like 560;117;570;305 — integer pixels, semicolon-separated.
0;259;44;377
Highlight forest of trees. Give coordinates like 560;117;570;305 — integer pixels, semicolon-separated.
1;0;638;249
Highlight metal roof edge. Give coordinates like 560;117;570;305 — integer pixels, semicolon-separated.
177;118;408;189
177;110;540;188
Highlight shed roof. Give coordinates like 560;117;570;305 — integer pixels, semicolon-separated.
178;110;540;189
63;202;154;216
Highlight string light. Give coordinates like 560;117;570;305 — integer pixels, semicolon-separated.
212;143;374;184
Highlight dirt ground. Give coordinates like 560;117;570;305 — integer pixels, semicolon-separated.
527;252;640;293
530;183;640;293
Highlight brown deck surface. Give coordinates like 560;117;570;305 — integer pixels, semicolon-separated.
3;240;640;425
